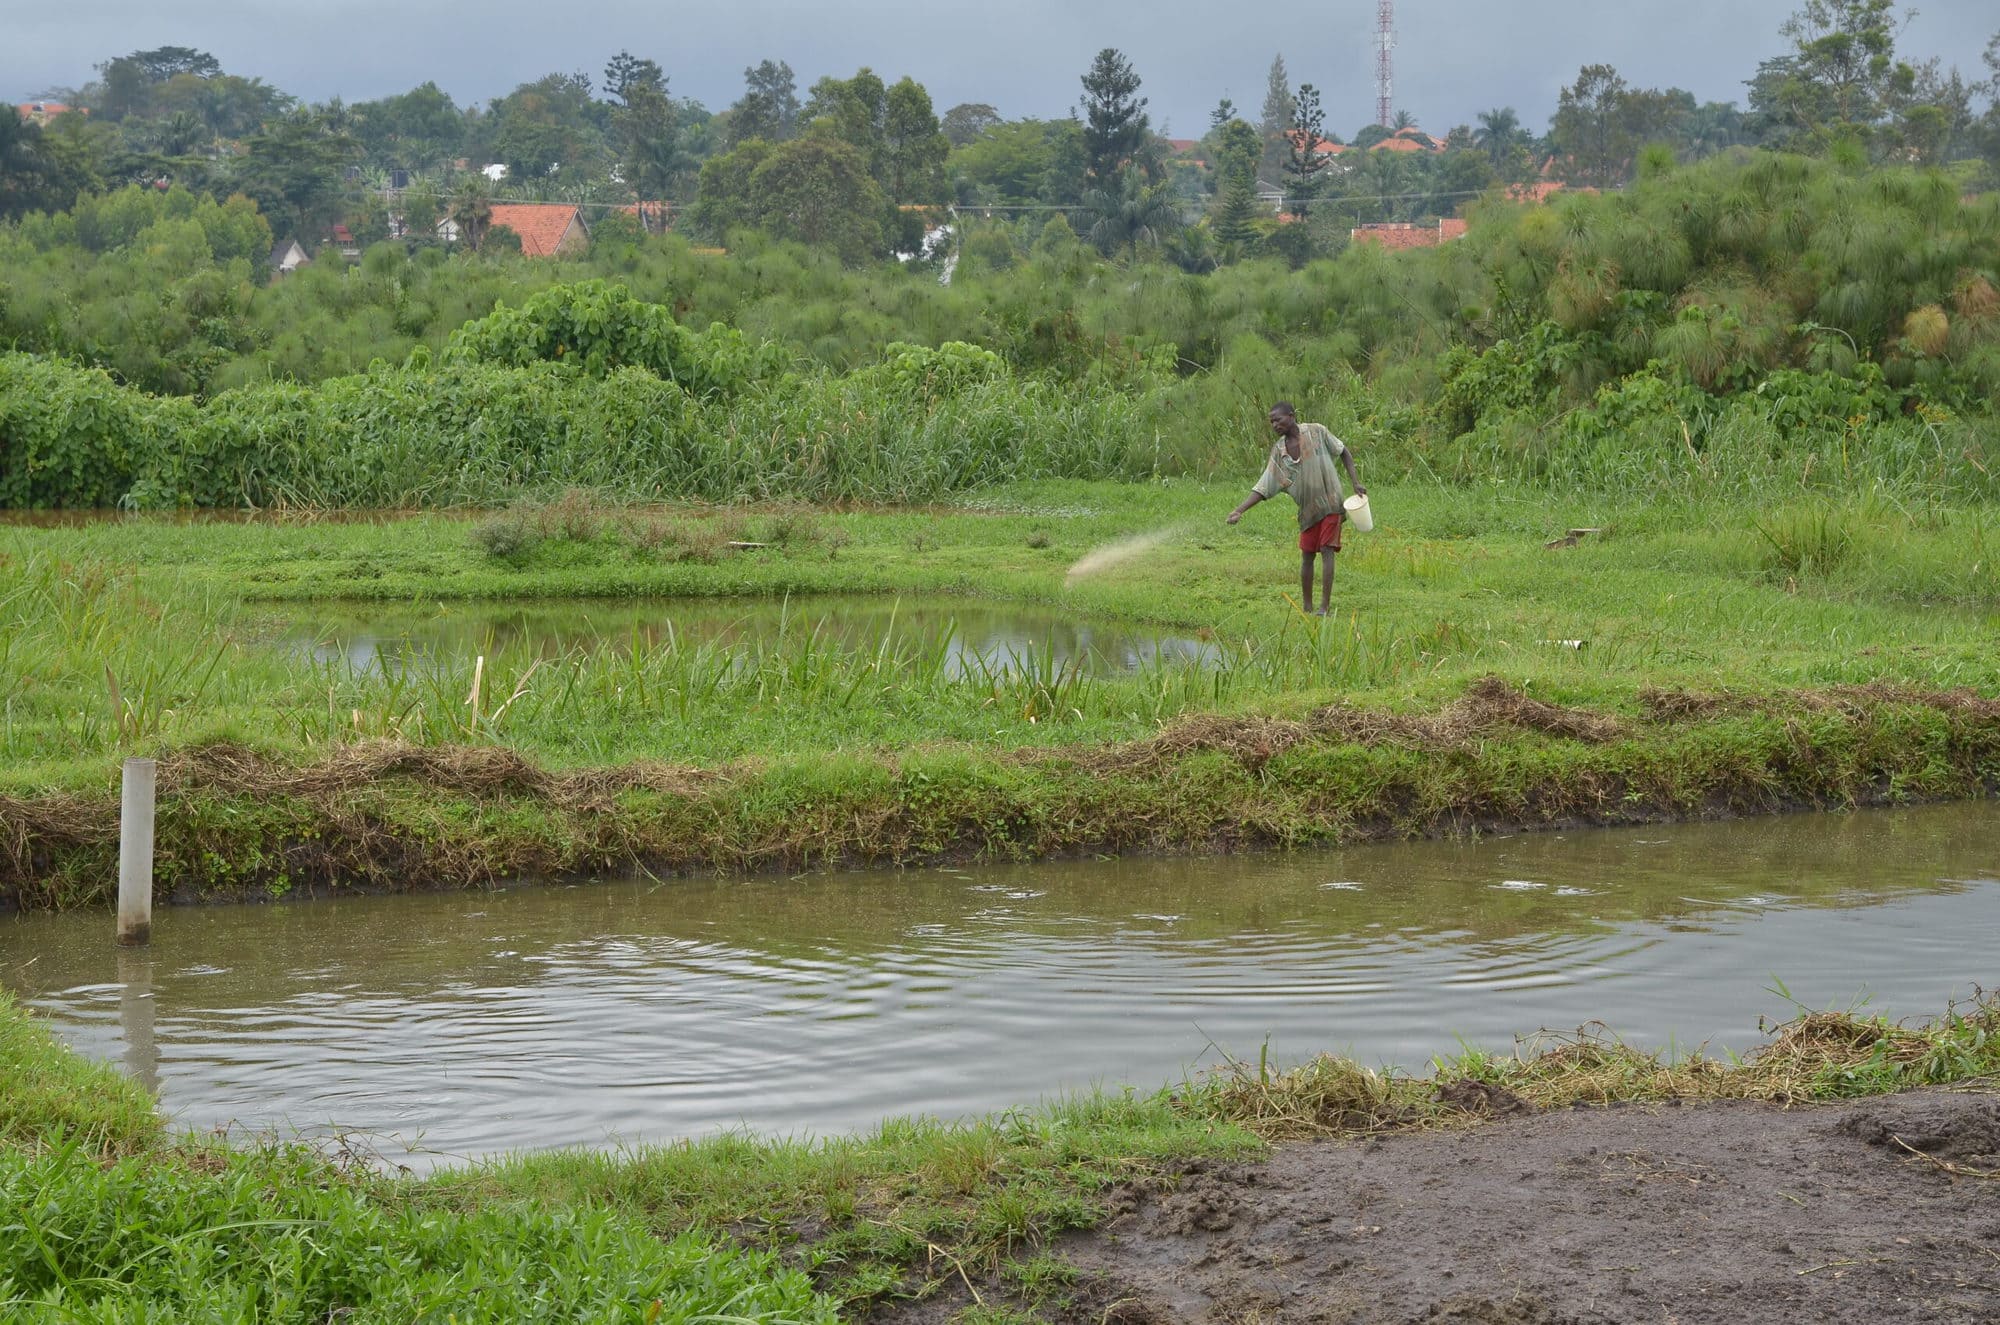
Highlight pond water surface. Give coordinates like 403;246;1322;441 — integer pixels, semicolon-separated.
266;597;1221;678
4;804;1996;1167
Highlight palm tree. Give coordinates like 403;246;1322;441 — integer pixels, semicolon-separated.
160;111;206;158
1084;174;1180;257
1475;108;1522;167
1392;109;1418;132
447;177;493;249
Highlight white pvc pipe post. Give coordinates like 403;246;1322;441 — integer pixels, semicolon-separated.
117;757;155;946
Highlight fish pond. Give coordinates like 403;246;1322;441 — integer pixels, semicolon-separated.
262;596;1222;679
3;804;1996;1168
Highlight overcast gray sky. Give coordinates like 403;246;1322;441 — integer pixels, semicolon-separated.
8;1;1995;135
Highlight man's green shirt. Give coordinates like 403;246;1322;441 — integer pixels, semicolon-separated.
1252;423;1348;531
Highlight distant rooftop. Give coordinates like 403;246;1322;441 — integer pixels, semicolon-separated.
15;102;78;125
1350;218;1467;249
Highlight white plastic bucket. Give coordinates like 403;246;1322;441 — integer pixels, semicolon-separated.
1343;492;1375;534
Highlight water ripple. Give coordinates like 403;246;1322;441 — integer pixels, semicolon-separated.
5;805;1999;1166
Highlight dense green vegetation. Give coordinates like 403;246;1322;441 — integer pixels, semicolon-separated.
1;2;1995;401
2;152;1997;509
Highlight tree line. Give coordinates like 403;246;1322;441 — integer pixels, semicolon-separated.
2;0;1995;270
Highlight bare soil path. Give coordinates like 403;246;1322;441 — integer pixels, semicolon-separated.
895;1089;2000;1324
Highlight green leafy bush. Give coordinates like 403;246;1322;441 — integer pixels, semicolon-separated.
446;279;790;397
864;340;1005;399
0;345;1170;509
1752;364;1903;438
0;355;193;508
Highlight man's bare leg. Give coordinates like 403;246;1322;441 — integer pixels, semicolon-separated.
1320;551;1336;614
1300;552;1316;614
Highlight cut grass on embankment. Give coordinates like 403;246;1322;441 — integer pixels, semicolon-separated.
9;680;2000;910
6;985;1999;1321
3;480;1999;905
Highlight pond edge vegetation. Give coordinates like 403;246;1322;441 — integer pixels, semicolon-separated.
5;976;1998;1320
5;676;1998;912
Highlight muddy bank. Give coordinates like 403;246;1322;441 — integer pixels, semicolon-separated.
901;1090;2000;1324
4;680;1999;910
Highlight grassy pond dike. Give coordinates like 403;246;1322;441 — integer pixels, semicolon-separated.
3;476;2000;1319
6;478;2000;908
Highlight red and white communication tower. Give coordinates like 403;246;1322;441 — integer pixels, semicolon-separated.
1375;0;1396;129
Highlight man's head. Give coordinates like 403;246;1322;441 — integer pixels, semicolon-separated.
1268;402;1298;437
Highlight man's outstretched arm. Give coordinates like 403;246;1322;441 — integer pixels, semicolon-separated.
1227;491;1265;525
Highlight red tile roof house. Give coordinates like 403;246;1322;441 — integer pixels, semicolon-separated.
438;203;589;257
1284;130;1352;159
488;203;589;256
15;101;77;126
1350;218;1468;249
1371;128;1441;153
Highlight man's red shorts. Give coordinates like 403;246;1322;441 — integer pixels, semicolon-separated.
1299;511;1343;553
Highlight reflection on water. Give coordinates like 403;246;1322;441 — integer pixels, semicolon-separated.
115;948;158;1095
4;804;1997;1167
261;597;1221;679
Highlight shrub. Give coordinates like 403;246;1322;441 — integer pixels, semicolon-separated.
470;508;543;561
445;279;790;396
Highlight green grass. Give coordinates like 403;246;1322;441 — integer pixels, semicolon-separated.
5;480;1998;778
0;1143;837;1323
0;989;161;1156
10;677;2000;910
428;1090;1255;1313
